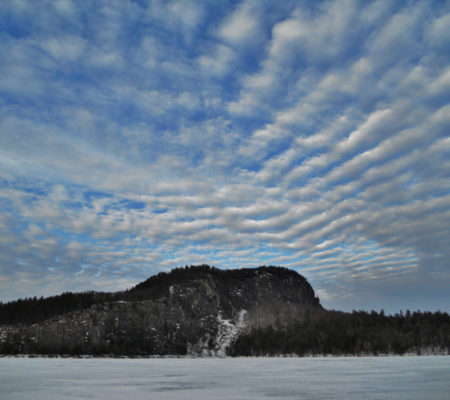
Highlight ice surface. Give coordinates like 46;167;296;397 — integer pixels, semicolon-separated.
0;356;449;400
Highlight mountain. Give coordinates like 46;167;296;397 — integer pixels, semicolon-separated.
1;265;448;356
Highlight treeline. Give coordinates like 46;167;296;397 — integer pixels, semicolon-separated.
133;264;307;297
0;267;205;325
0;292;114;325
0;265;311;326
0;268;211;325
228;309;450;356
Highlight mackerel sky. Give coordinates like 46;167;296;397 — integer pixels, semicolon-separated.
1;0;449;312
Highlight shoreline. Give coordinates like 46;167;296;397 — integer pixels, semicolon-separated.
1;351;449;359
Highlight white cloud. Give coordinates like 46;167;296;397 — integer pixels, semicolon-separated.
219;1;263;48
198;44;236;77
0;0;448;312
41;35;87;61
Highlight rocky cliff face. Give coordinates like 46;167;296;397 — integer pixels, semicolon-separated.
0;266;322;356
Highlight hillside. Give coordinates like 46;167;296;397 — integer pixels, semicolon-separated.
0;265;448;356
0;266;322;356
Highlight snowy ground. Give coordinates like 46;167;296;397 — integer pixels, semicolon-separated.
0;356;449;399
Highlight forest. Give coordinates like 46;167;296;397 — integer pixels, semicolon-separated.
0;265;449;356
2;299;448;356
228;309;450;356
0;265;308;325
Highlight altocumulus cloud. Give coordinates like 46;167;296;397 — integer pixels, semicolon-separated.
0;0;449;313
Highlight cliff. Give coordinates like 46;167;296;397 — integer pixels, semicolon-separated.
0;265;323;356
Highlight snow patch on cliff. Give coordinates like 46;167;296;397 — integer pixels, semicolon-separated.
214;309;247;357
187;310;247;356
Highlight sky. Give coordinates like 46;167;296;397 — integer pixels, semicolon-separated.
0;0;449;313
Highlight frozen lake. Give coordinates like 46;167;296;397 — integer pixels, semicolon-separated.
1;356;449;399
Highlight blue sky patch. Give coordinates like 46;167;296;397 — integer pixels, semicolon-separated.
0;0;449;313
